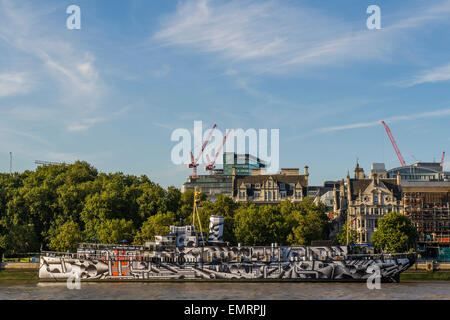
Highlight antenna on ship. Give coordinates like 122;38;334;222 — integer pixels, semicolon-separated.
193;187;205;246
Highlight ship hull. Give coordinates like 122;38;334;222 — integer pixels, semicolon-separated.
39;245;415;282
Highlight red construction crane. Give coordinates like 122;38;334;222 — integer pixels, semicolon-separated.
381;121;406;167
441;152;445;167
205;129;231;173
187;124;217;179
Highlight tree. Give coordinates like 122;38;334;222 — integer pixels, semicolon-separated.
136;184;168;220
371;212;418;253
234;205;290;245
97;219;135;244
0;222;40;255
286;198;330;245
48;221;82;252
287;210;327;245
334;221;358;245
167;186;182;213
134;211;176;245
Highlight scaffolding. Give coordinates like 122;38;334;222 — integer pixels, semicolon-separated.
403;192;450;254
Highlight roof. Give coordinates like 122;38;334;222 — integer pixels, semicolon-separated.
234;174;307;196
349;178;401;200
401;181;450;188
235;174;307;186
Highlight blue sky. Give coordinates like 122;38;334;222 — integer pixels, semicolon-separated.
1;0;449;188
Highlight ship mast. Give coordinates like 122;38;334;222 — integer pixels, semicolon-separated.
193;187;205;246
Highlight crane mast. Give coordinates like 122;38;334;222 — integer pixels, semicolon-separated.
381;121;406;167
205;129;231;173
187;124;217;179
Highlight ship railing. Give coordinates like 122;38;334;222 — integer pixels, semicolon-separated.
40;251;144;261
346;253;416;261
77;243;144;251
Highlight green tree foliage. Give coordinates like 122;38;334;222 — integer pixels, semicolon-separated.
97;219;135;244
234;204;292;245
0;161;334;254
334;221;358;245
0;162;182;254
48;221;82;252
134;211;176;244
371;212;418;253
286;198;330;245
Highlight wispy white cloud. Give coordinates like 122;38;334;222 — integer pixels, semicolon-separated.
0;0;112;131
0;127;50;146
318;108;450;133
396;63;450;87
8;105;56;120
67;105;133;132
153;0;450;74
0;72;34;97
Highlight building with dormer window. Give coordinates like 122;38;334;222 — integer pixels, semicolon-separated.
232;167;309;204
332;162;403;244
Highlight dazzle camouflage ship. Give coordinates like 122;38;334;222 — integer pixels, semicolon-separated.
40;191;415;282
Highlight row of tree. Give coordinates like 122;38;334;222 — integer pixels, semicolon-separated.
0;161;417;255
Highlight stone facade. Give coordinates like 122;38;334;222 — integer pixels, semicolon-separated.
333;163;403;244
233;167;309;204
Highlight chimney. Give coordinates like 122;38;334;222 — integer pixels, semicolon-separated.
304;166;309;176
281;168;299;175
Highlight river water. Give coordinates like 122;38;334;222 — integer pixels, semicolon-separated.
0;281;449;300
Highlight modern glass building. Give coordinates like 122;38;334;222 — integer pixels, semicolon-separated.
386;162;450;182
222;152;266;175
369;162;450;182
181;174;234;199
182;153;266;200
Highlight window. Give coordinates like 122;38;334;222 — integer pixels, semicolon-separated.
268;191;272;200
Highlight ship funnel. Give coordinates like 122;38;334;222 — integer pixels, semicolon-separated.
208;215;224;242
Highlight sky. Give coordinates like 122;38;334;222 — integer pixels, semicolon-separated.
0;0;449;188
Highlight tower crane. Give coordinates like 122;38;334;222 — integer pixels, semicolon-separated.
381;121;406;167
187;124;217;179
205;129;231;173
